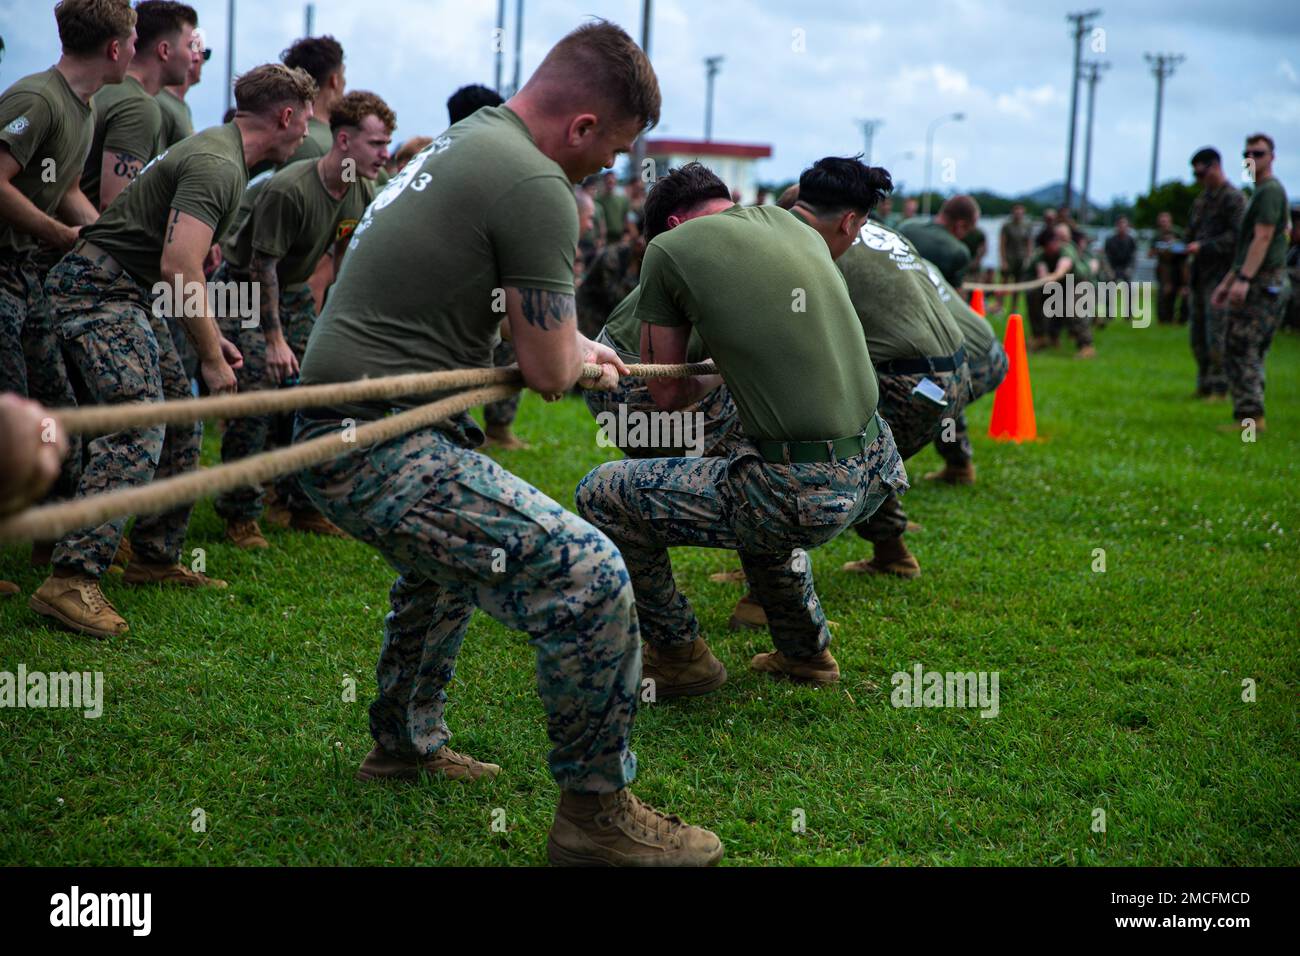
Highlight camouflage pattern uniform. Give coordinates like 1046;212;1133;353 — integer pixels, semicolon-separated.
1153;228;1188;326
212;263;318;521
582;373;743;459
855;361;967;542
0;249;82;501
933;341;1009;467
576;243;639;339
1225;267;1291;420
46;244;202;576
1185;183;1246;395
575;416;907;658
482;338;520;428
293;412;639;792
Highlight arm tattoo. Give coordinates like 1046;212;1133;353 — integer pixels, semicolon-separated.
250;252;282;336
518;289;575;331
112;152;143;180
165;210;181;244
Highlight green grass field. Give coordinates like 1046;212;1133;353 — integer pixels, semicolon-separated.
2;311;1297;866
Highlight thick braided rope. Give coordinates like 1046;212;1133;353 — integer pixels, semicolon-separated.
962;275;1054;294
0;384;518;544
54;361;718;435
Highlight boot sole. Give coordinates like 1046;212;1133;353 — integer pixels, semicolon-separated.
28;595;123;640
645;664;728;700
546;834;724;867
728;613;767;631
750;663;840;686
841;561;921;579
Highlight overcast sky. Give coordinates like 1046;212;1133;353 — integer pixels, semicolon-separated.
4;0;1299;203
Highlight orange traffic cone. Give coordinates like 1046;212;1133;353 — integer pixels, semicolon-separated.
969;288;986;316
988;313;1037;442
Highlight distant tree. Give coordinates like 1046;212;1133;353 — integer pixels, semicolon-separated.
1133;181;1200;229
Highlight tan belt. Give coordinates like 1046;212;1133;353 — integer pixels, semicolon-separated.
72;239;124;278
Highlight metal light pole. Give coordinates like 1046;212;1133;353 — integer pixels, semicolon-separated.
1079;60;1109;222
922;112;964;217
304;3;314;35
1063;9;1102;215
1145;52;1185;192
858;119;883;165
510;0;524;97
703;56;723;141
631;0;653;181
494;0;505;94
224;0;235;115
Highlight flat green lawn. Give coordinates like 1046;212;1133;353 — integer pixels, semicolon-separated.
2;313;1297;866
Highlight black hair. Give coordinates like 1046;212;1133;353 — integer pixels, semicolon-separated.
797;155;892;217
280;35;344;88
447;84;503;125
642;162;731;240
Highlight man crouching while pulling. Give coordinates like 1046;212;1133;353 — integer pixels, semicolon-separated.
292;21;722;867
575;157;906;694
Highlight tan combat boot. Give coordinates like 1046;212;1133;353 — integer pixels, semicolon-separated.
122;562;227;589
922;461;976;485
108;536;133;575
29;573;129;639
728;594;768;630
355;744;500;782
641;638;727;699
289;509;348;538
225;519;269;550
547;789;723;866
707;567;748;584
842;536;921;578
749;647;840;685
1074;344;1097;360
484;422;530;450
0;580;19;597
1218;417;1266;433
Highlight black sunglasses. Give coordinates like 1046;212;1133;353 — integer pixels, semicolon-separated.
202;48;212;62
1243;148;1268;159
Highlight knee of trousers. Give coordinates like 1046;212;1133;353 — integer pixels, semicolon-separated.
573;462;625;530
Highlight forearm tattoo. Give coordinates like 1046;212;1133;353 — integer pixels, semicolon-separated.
251;252;282;335
519;289;575;331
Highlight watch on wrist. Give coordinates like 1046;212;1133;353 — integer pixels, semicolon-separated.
1236;270;1253;283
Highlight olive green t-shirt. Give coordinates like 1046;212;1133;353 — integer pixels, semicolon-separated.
220;158;373;288
595;190;629;241
603;285;708;365
286;116;333;164
921;258;996;358
81;122;248;288
0;68;93;256
1234;177;1291;272
634;204;878;442
837;221;963;363
82;75;163;210
300;106;577;413
900;219;972;288
1031;242;1092;281
155;89;193;147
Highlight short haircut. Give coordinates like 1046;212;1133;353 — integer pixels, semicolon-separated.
55;0;136;54
528;20;661;131
280;35;344;88
1190;147;1221;168
940;194;980;225
234;64;318;115
134;1;197;49
393;136;433;167
797;156;893;217
447;84;502;125
1247;132;1276;153
332;90;396;133
642;162;731;240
